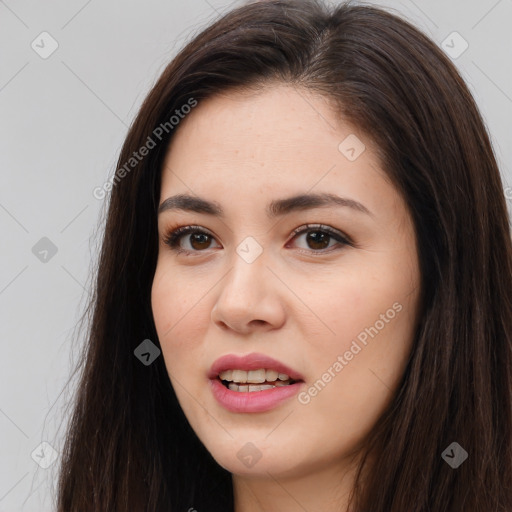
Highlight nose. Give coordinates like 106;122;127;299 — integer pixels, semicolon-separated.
211;249;286;334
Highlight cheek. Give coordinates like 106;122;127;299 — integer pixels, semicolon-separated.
150;265;207;375
151;266;209;424
299;259;418;406
152;263;202;339
296;299;415;455
295;268;406;358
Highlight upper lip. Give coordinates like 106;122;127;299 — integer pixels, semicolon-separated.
208;352;305;381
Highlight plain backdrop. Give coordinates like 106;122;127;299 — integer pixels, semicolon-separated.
1;0;511;510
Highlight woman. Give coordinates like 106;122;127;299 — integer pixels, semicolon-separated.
56;0;512;510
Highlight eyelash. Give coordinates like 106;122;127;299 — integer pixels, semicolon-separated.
162;223;352;256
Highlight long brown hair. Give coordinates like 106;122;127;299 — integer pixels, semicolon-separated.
56;0;512;510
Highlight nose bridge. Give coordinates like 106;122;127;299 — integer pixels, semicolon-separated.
212;236;284;331
222;235;267;303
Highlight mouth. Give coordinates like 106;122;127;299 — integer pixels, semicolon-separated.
208;353;305;411
217;368;302;392
208;352;305;384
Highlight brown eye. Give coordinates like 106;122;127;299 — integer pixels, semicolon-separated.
163;226;220;254
289;224;350;254
188;232;213;250
303;230;331;250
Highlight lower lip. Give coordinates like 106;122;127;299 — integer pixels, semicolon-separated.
209;377;304;413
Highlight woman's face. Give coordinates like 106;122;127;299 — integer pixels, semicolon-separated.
151;84;420;482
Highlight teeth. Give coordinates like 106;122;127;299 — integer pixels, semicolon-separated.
219;368;291;384
266;369;279;381
227;382;288;392
231;369;247;383
221;369;233;381
247;369;266;383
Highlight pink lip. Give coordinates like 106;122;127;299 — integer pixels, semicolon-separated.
209;378;304;413
208;352;305;381
207;352;305;413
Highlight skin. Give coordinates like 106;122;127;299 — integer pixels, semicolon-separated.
151;84;421;512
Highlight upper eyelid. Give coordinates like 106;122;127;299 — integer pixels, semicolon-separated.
163;223;346;238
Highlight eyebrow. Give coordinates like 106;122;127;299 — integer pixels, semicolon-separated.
158;192;373;219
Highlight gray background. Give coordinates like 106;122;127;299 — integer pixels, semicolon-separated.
1;0;511;510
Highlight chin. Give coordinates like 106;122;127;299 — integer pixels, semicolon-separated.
203;435;306;478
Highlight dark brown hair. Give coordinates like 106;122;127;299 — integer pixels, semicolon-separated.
56;0;512;510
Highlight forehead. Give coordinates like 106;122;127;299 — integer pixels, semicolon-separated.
161;85;379;186
157;85;407;227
